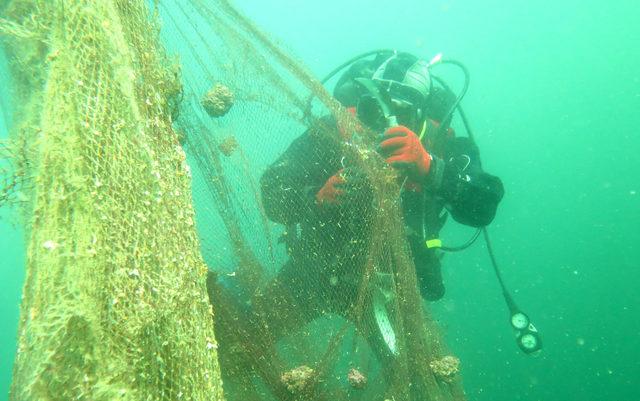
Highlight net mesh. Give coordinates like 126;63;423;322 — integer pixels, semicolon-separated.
158;1;466;400
2;0;466;400
2;1;223;400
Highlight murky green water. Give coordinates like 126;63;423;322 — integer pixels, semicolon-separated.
2;1;639;400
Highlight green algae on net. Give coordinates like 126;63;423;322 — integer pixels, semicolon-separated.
2;1;223;400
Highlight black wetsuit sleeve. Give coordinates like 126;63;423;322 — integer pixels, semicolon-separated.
260;130;341;225
431;137;504;227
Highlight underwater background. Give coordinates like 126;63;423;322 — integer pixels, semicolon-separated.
1;1;639;400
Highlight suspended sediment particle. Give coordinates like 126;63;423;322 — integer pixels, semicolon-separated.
281;365;315;393
429;355;460;383
201;83;234;117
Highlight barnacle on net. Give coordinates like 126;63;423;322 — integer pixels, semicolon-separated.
218;135;238;157
347;368;367;389
201;83;234;118
429;355;460;383
281;365;315;393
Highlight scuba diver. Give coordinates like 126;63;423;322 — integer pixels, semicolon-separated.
253;51;504;351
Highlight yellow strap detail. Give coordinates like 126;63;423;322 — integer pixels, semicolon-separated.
425;239;442;249
418;120;428;140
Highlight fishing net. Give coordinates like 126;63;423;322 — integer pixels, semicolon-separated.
2;0;465;400
157;1;466;401
1;1;223;400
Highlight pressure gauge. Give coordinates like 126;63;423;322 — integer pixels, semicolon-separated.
517;331;542;354
510;312;530;331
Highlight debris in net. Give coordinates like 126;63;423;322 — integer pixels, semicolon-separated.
281;365;315;393
218;135;239;156
201;83;234;117
347;368;367;389
429;355;460;383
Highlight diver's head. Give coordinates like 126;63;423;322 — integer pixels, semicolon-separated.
334;52;431;132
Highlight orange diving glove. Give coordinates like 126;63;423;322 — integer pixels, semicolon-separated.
315;170;346;206
379;125;432;179
315;168;372;206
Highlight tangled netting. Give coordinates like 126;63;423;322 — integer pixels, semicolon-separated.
2;0;466;400
2;1;223;400
157;1;466;401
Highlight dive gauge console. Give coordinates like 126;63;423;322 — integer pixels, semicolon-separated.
511;311;542;354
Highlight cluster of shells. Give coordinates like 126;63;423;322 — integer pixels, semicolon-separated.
429;355;460;383
281;366;369;393
347;368;367;389
201;83;234;118
218;135;238;157
281;365;315;393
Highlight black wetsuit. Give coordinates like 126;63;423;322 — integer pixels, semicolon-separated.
260;118;503;310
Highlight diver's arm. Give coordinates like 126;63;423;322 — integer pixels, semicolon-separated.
428;137;504;227
260;130;339;225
